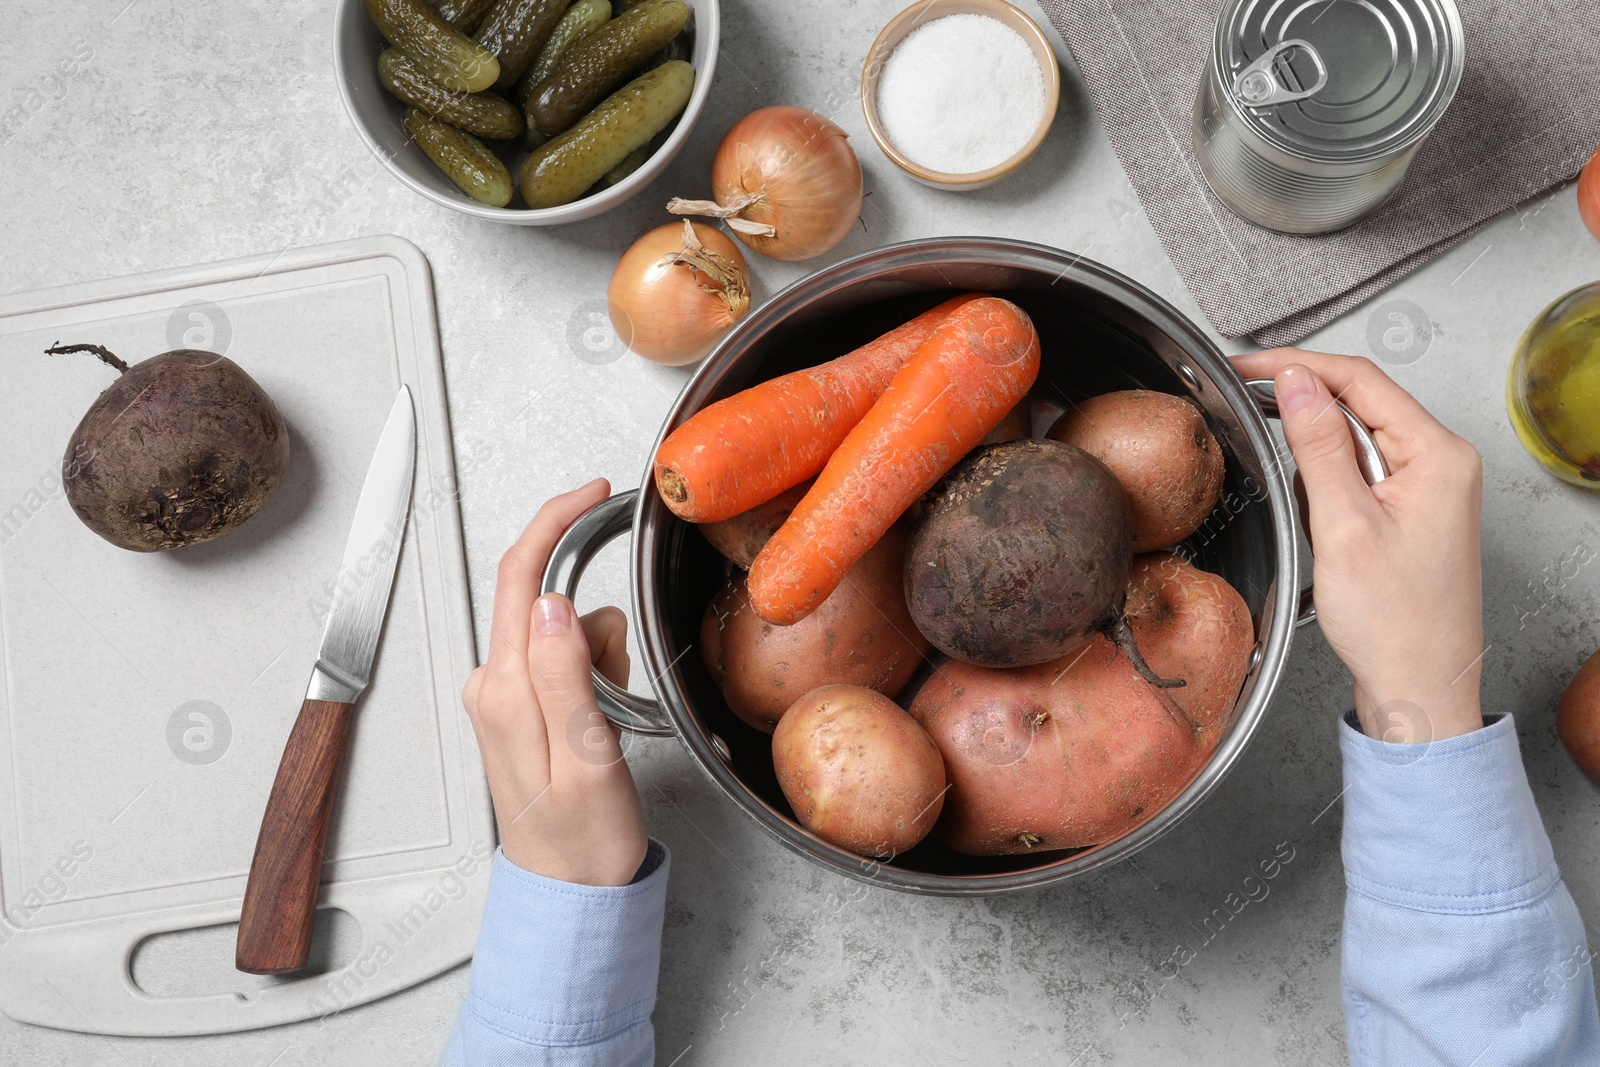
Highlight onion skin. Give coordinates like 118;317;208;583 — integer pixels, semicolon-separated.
1581;145;1600;244
710;106;863;261
607;221;751;366
1558;648;1600;782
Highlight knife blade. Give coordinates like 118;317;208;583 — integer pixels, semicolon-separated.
236;387;416;975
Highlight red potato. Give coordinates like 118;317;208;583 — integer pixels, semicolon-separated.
1558;649;1600;782
701;525;930;732
976;399;1032;447
1125;552;1255;749
700;479;813;569
772;685;947;858
902;544;1253;857
1048;390;1225;552
1580;146;1600;244
909;640;1200;854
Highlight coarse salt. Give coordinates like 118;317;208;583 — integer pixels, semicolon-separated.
876;13;1047;175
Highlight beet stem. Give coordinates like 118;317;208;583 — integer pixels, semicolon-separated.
46;342;129;375
1106;612;1187;691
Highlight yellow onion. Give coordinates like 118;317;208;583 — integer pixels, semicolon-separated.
668;105;863;261
607;220;751;366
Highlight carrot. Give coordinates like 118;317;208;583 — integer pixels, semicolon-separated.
652;293;981;523
747;296;1041;625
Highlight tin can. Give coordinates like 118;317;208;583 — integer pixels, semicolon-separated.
1193;0;1465;234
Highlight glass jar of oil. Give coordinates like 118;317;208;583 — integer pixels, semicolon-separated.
1507;282;1600;487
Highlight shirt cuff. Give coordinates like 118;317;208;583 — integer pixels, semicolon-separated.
464;840;670;1047
1340;710;1560;914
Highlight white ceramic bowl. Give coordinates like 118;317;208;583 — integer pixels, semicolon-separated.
333;0;720;225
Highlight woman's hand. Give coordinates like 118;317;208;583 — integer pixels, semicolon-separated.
461;478;648;885
1231;351;1485;743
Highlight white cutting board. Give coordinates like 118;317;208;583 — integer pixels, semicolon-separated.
0;236;492;1035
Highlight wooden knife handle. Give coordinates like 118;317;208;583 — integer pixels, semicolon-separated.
236;698;355;975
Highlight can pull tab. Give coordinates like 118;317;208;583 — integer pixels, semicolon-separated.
1232;39;1329;107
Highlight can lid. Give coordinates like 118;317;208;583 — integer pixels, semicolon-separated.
1216;0;1465;162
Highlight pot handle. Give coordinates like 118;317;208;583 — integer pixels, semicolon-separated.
540;489;675;736
1243;378;1390;627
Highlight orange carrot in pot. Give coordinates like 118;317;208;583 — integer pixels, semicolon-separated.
747;296;1041;625
652;293;981;523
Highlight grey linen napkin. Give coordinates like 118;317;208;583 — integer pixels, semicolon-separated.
1038;0;1600;346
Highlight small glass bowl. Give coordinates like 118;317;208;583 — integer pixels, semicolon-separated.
1506;281;1600;488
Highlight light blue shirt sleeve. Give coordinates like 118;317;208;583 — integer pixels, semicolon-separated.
440;840;670;1067
1340;710;1600;1065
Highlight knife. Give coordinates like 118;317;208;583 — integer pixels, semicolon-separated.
235;387;416;975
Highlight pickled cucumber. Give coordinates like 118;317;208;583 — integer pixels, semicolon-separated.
436;0;495;34
511;0;611;108
529;0;689;136
603;146;651;186
379;49;523;140
519;60;693;208
404;107;514;206
473;0;567;93
646;33;691;70
366;0;499;93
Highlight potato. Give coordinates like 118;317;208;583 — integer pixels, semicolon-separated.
772;684;946;858
976;399;1032;447
1558;648;1600;782
902;553;1250;857
1047;389;1224;553
1125;552;1255;749
906;439;1133;668
908;640;1200;854
700;479;811;569
701;525;930;732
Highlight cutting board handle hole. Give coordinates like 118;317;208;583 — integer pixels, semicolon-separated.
131;907;359;997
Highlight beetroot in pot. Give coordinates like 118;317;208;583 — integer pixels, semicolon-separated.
904;439;1134;669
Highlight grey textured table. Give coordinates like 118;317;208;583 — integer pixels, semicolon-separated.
3;1;1599;1064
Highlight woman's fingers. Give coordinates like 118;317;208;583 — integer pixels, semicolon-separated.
526;592;628;776
485;478;611;665
468;478;613;816
1231;348;1444;465
1274;366;1382;535
461;664;485;714
581;606;631;689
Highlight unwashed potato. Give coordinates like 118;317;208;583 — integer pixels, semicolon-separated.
1558;648;1600;782
1124;551;1255;748
909;638;1200;855
976;399;1032;447
772;684;946;858
1048;389;1224;552
701;525;929;732
906;553;1252;857
700;479;812;569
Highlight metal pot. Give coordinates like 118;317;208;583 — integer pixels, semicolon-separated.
542;238;1385;895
